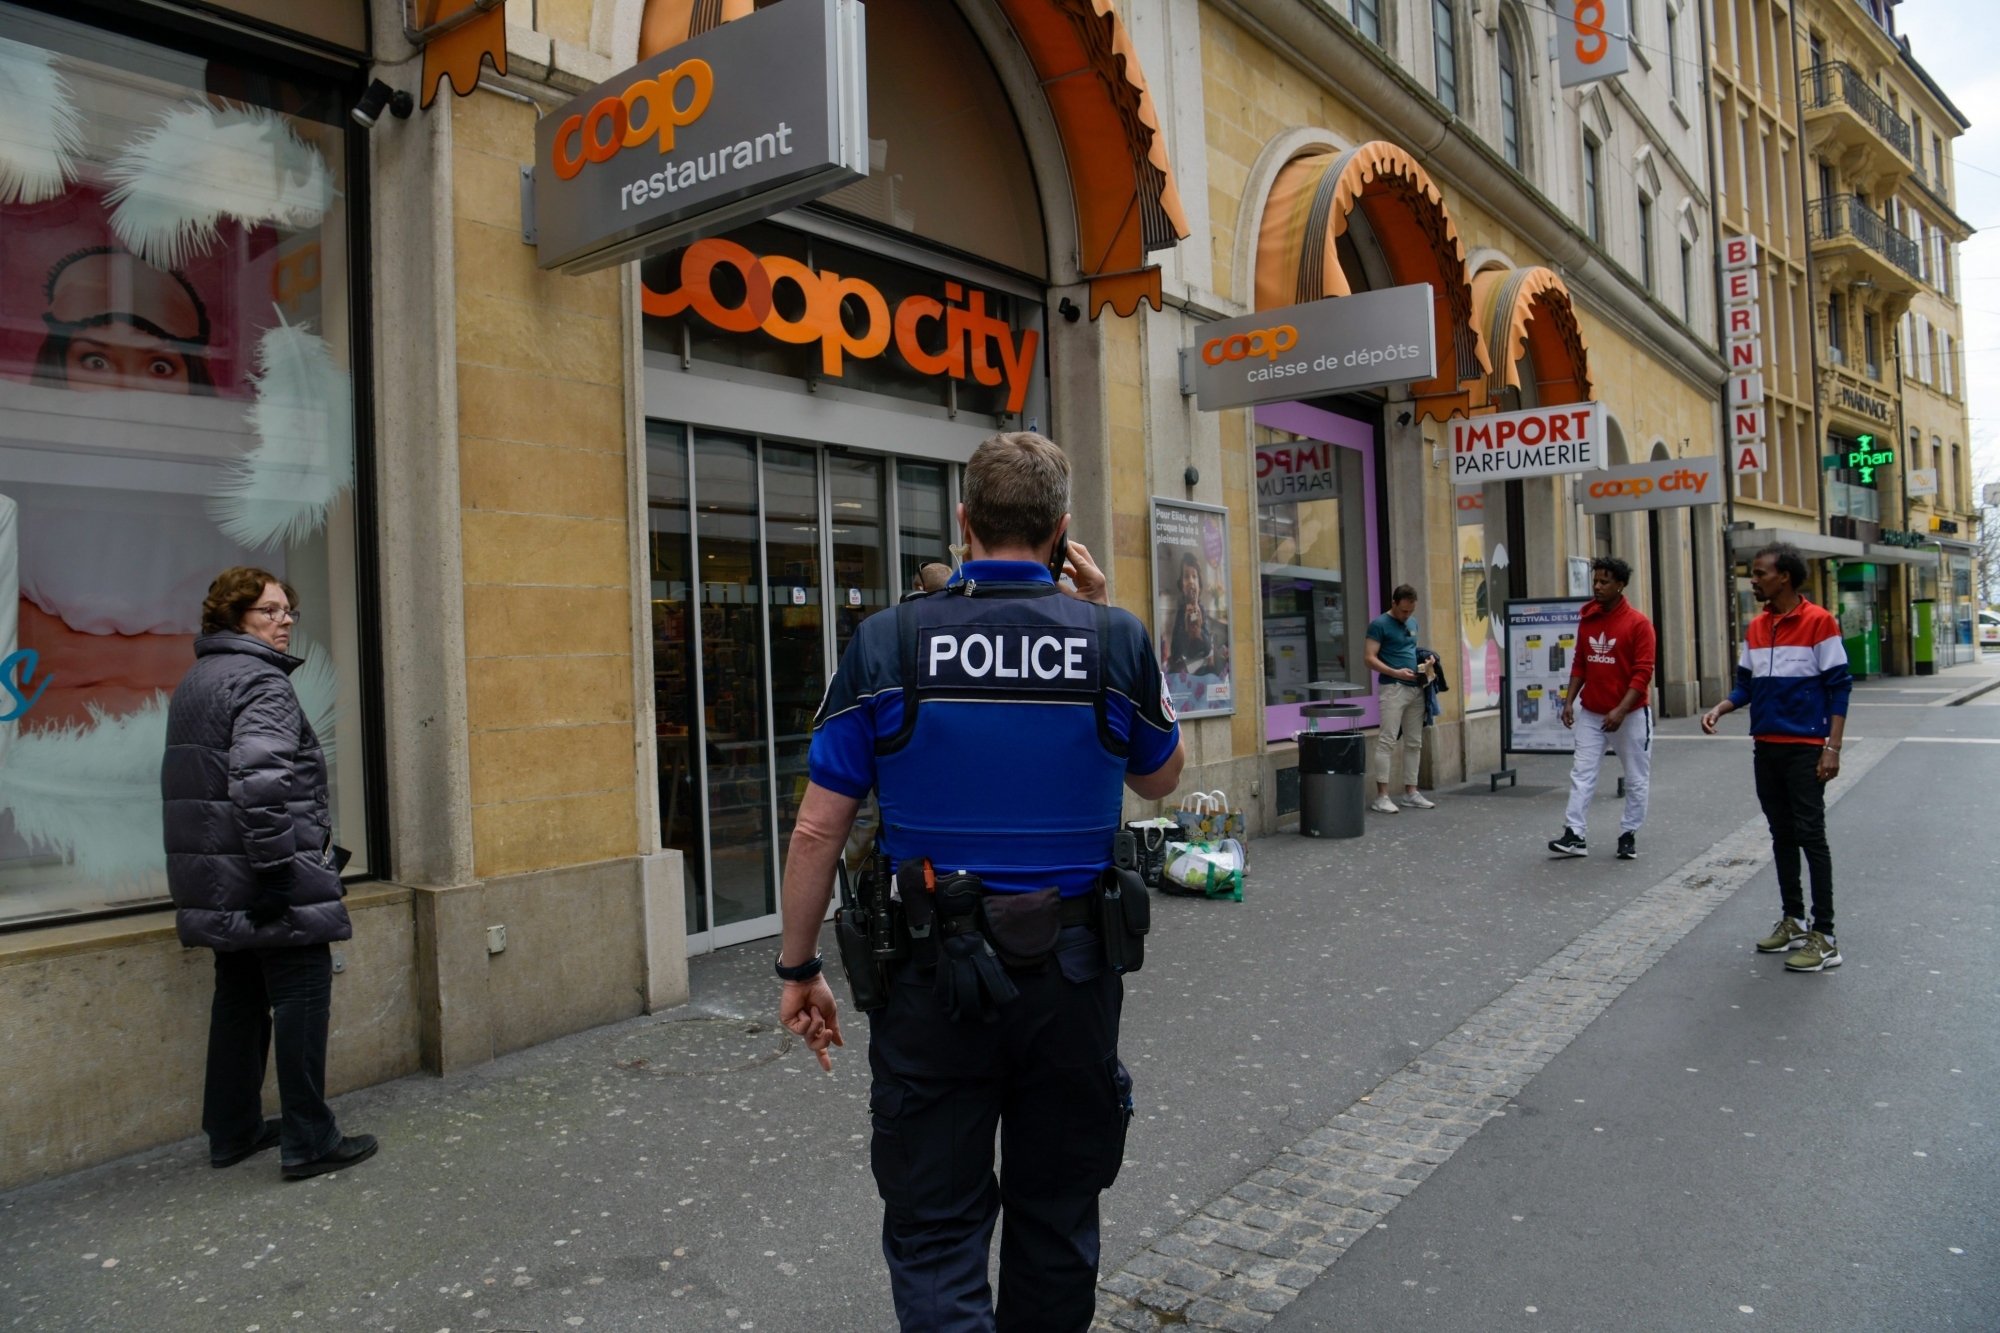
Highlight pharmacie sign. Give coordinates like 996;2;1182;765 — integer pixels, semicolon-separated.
1579;457;1721;514
1185;286;1436;412
532;0;866;274
1449;402;1608;482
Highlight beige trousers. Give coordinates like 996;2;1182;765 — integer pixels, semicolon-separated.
1375;681;1427;788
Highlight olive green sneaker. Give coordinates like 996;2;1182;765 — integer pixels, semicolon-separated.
1784;931;1842;973
1756;917;1809;953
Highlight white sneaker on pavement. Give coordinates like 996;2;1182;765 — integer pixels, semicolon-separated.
1369;794;1400;814
1397;790;1436;809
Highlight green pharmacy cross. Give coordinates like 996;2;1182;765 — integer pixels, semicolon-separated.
1823;434;1894;485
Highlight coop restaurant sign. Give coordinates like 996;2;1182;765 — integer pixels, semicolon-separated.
533;0;867;274
1187;286;1436;412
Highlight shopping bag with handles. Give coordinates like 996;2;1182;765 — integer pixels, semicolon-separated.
1172;790;1246;844
1161;839;1245;901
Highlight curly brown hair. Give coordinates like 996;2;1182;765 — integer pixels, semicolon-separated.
201;566;297;635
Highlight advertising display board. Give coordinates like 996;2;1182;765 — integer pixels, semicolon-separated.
1449;402;1609;483
532;0;868;273
1558;0;1631;87
1499;597;1592;757
1186;287;1436;412
1151;499;1234;719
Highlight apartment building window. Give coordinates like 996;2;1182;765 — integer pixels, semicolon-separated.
1933;135;1946;192
1351;0;1381;45
1638;193;1655;293
1901;313;1916;378
1915;215;1928;282
1666;3;1682;101
1433;0;1459;114
1863;311;1881;380
1943;332;1956;396
1499;23;1522;169
1951;443;1962;511
1583;137;1603;242
1679;239;1694;323
1919;315;1935;384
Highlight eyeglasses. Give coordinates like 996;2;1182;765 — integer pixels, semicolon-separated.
247;604;297;624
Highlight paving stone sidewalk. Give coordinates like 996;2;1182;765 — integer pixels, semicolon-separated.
1091;737;1898;1332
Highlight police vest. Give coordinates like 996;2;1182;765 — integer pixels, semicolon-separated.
807;570;1176;896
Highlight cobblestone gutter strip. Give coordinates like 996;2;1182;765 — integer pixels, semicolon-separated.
1093;739;1895;1333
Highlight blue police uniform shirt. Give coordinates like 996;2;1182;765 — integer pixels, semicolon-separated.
808;559;1180;896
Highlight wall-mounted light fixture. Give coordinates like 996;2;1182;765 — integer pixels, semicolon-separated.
1058;298;1082;323
352;79;414;128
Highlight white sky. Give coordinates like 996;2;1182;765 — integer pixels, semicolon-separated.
1893;0;1996;501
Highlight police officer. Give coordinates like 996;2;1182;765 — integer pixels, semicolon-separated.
776;432;1184;1333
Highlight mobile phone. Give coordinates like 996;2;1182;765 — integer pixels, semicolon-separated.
1050;531;1070;585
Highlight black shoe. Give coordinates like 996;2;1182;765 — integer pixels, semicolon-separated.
1548;828;1588;857
1616;832;1637;860
282;1133;378;1180
210;1118;281;1169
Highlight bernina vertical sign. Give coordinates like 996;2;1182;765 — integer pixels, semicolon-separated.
532;0;867;274
1722;235;1767;474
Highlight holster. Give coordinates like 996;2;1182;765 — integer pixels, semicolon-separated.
833;904;889;1012
1097;866;1150;974
930;870;1019;1023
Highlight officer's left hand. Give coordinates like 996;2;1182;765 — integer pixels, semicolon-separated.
1061;539;1109;606
781;976;844;1071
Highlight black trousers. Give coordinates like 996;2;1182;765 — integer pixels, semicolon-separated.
1753;741;1835;934
868;930;1129;1333
203;944;341;1166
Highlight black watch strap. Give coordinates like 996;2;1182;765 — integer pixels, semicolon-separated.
775;953;824;983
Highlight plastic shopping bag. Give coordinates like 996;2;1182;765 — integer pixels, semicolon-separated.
1161;838;1244;901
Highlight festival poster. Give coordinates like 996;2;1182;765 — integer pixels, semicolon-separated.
1150;499;1233;719
1500;597;1590;754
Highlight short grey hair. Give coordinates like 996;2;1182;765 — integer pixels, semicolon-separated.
962;432;1070;550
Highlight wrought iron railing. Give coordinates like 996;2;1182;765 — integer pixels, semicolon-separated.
1807;194;1923;277
1800;62;1912;158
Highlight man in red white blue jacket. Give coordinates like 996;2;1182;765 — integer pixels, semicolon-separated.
1702;544;1852;973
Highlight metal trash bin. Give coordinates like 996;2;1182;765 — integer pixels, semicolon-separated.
1296;729;1366;839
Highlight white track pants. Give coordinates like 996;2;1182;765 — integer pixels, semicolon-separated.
1563;706;1651;837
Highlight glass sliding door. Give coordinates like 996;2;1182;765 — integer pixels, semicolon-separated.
762;444;825;880
694;431;776;933
897;461;952;592
829;454;889;657
646;424;707;934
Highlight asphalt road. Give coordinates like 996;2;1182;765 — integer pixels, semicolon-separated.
1268;686;2000;1332
2;669;1992;1333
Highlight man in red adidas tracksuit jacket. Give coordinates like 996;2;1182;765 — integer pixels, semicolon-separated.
1547;556;1656;861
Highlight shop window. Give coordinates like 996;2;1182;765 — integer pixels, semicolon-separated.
817;0;1046;278
0;6;371;928
896;460;951;591
647;423;706;932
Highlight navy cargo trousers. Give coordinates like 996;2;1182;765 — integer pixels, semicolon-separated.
868;927;1131;1333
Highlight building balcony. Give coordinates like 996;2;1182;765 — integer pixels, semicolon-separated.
1800;62;1913;189
1808;194;1923;292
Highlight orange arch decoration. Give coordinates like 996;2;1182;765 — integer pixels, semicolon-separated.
639;0;1189;319
417;0;507;108
1470;266;1593;406
1255;143;1488;423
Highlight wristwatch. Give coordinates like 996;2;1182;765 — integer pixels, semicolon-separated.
775;953;824;983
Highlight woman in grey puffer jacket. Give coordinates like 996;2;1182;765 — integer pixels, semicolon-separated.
162;567;375;1180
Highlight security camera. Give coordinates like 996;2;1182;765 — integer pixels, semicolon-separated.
352;79;414;128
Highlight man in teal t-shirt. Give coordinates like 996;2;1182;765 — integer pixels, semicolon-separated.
1364;585;1433;814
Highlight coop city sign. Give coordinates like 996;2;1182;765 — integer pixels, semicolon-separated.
1579;457;1721;514
532;0;867;274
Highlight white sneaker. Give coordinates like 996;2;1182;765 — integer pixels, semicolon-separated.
1397;790;1436;809
1369;794;1400;814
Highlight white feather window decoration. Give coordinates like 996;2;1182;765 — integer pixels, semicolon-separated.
0;36;85;205
104;103;332;269
210;312;354;550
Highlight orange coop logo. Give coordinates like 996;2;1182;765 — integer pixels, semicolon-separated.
552;59;715;181
1202;325;1298;365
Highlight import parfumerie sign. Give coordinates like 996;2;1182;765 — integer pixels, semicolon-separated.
1449;401;1608;482
532;0;867;274
1184;286;1437;412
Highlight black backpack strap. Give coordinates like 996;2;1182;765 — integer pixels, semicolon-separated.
877;599;922;755
1093;600;1129;759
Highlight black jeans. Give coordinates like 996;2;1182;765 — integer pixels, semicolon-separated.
868;929;1129;1333
203;944;341;1166
1753;741;1834;934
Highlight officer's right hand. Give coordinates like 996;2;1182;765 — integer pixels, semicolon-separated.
781;976;844;1071
1061;539;1109;605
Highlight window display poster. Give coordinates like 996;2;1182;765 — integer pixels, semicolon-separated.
1151;499;1233;718
0;10;366;922
1500;597;1590;754
1457;522;1500;711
